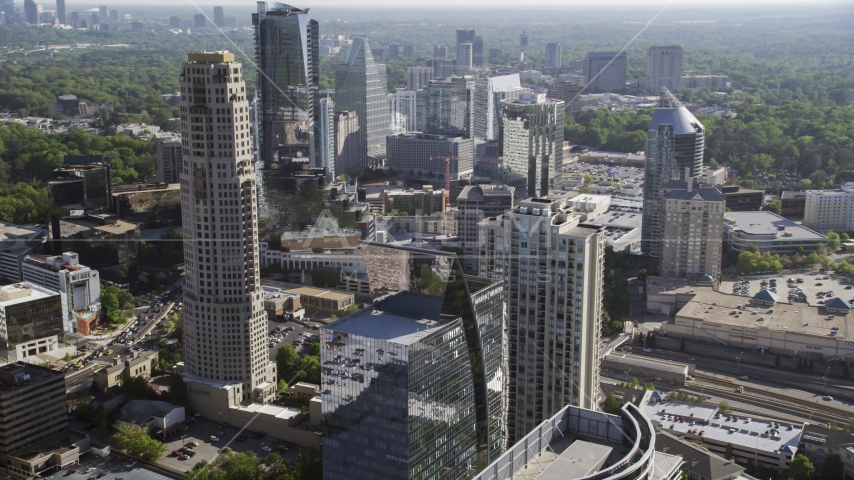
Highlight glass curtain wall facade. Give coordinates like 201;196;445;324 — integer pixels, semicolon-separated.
334;37;390;165
322;243;506;479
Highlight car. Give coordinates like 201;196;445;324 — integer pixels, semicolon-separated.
186;451;197;457
822;395;833;401
210;436;220;441
643;348;652;352
97;472;108;479
190;441;199;447
85;467;97;473
262;445;272;452
179;454;190;460
816;283;824;286
236;435;248;442
216;431;225;436
126;462;135;468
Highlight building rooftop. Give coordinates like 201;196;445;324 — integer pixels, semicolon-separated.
327;292;451;346
674;287;853;340
285;286;353;302
0;362;63;395
641;398;802;456
780;191;806;200
120;399;183;425
724;211;826;242
649;105;703;136
0;222;46;245
0;282;60;307
655;430;744;480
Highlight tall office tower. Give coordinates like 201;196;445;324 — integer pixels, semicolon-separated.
23;0;36;24
109;8;116;19
546;80;583;113
641;89;705;258
386;132;473;180
401;44;414;57
388;90;417;133
155;132;183;183
169;15;180;28
473;74;529;141
2;0;14;23
322;242;506;478
582;51;627;92
659;177;724;280
49;156;111;210
333;111;362;177
69;10;78;26
318;97;334;175
22;252;100;333
473;35;484;67
423;77;475;138
456;28;475;59
478;195;604;443
0;362;68;459
489;48;503;63
457;184;514;272
645;46;683;93
193;13;205;28
545;42;562;69
213;6;223;27
430;58;457;80
0;283;64;362
178;52;277;416
499;93;564;197
458;42;473;71
387;44;399;59
406;66;433;91
433;44;448;59
90;12;99;25
519;31;529;69
55;0;64;24
98;5;105;17
335;37;390;164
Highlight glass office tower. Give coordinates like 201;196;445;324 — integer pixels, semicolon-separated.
321;243;506;479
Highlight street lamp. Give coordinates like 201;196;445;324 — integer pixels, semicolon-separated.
736;352;743;372
625;369;632;385
824;367;831;387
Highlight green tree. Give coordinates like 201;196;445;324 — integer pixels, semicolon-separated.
725;443;733;460
167;374;188;407
843;420;854;434
718;401;731;414
786;454;815;480
94;406;109;442
123;376;156;400
293;446;323;480
603;392;621;414
64;352;72;362
826;231;841;250
841;233;850;241
821;453;843;480
112;423;166;462
761;199;781;215
644;382;656;391
276;345;301;383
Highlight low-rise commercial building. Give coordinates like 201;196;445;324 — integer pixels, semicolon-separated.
723;211;827;254
52;212;140;283
118;399;185;436
22;252;100;333
0;283;64;363
800;424;854;476
110;182;181;230
386;132;473;180
284;286;353;313
49;156;111;210
780;191;807;219
382;185;447;215
721;185;764;212
655;430;745;480
262;287;301;319
93;350;158;390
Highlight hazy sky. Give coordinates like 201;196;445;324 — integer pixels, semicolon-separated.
66;0;851;6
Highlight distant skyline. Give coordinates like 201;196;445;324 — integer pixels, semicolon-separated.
61;0;849;6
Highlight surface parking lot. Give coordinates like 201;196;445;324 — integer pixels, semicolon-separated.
719;270;854;308
563;163;645;184
266;317;317;361
42;454;172;480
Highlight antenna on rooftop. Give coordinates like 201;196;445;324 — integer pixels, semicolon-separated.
659;87;682;108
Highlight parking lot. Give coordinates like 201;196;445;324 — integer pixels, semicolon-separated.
719;270;854;308
266;317;317;361
159;416;300;472
41;454;173;480
563;163;645;185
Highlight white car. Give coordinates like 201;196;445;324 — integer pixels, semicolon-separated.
210;436;220;441
262;445;272;452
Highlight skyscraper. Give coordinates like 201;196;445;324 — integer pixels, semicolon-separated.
178;52;277;417
406;66;433;91
55;0;65;24
155;132;182;183
23;0;36;24
322;242;506;478
423;77;475;138
473;73;529;141
458;42;473;71
388;89;417;133
193;13;205;28
582;51;627;92
169;15;180;29
645;46;683;93
98;5;105;17
318;96;334;175
473;35;484;67
499;93;564;197
478;195;605;443
253;3;319;167
519;31;529;69
2;0;14;23
335;37;390;164
433;44;448;59
641;89;705;258
545;42;562;69
456;28;475;60
660;177;724;280
457;183;514;272
213;6;224;27
332;110;361;177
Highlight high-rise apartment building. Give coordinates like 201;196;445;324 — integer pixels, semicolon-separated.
803;183;854;232
169;15;181;28
660;178;724;280
458;42;473;72
332;110;362;177
401;44;414;57
386;132;473;180
253;3;319;167
423;77;475;138
388;90;417;133
178;52;277;418
433;44;447;59
322;242;506;478
457;184;514;272
499;93;564;197
22;252;100;333
335;37;390;166
155;132;182;183
70;10;79;26
23;0;36;24
519;31;529;69
473;35;484;67
318;97;334;176
641;89;705;258
213;6;224;27
645;46;683;93
98;5;105;17
473;74;529;141
478;195;604;443
406;66;433;91
489;48;503;63
109;8;116;19
456;28;475;60
545;42;562;68
0;283;64;363
2;0;14;23
582;51;627;92
55;0;65;24
193;13;205;28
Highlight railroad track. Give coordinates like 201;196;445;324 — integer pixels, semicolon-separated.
692;374;853;422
